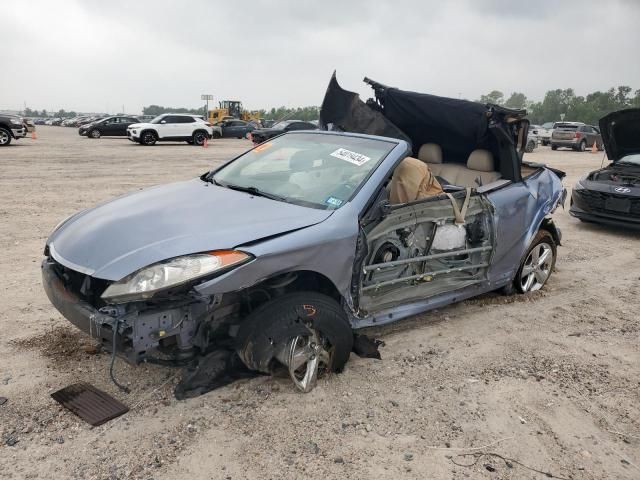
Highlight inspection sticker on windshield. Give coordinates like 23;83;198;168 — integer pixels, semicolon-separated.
330;148;371;166
325;196;343;208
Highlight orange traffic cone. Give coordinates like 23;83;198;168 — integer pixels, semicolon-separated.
203;137;208;148
591;141;598;154
31;130;37;140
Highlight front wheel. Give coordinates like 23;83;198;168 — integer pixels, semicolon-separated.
235;292;353;392
514;230;556;293
0;128;11;146
551;144;558;151
140;131;157;146
89;129;101;139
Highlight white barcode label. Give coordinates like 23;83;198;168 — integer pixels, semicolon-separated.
330;148;371;166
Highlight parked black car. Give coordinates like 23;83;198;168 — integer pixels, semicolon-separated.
0;114;26;146
79;116;140;138
570;108;640;229
216;119;254;139
250;120;317;144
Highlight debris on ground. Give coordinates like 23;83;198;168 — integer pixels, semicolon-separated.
174;349;259;400
352;334;385;359
51;382;129;426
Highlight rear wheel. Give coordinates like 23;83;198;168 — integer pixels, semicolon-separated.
0;128;11;146
192;130;208;146
140;131;157;146
514;230;556;293
236;292;353;392
525;139;536;153
578;140;586;152
89;129;101;139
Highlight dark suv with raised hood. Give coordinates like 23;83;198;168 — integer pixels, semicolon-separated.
570;108;640;229
0;114;26;146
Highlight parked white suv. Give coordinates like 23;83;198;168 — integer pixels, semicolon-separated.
127;113;215;146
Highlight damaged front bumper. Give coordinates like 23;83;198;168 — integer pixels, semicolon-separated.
41;258;209;364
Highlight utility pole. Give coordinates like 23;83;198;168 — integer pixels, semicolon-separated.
201;94;213;120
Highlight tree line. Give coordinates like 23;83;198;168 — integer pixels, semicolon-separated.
19;86;640;125
478;86;640;125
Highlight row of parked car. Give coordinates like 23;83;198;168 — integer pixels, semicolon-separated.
65;113;319;146
529;121;604;152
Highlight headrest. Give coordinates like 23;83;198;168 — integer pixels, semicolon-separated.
289;150;314;171
418;143;443;164
467;149;494;172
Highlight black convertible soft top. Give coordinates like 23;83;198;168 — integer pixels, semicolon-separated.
320;73;526;179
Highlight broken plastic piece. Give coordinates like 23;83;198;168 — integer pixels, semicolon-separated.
352;334;385;359
174;349;259;400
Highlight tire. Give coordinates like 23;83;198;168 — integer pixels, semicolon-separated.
89;129;101;139
192;130;208;146
235;291;353;392
513;230;556;294
212;131;222;139
0;128;11;146
525;140;535;153
140;130;157;146
551;144;557;151
578;140;586;152
597;142;604;151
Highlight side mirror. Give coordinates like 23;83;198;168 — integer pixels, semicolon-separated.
160;120;167;124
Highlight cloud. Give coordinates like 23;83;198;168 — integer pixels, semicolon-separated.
1;0;639;113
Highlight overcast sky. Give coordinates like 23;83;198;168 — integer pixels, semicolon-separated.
1;0;639;114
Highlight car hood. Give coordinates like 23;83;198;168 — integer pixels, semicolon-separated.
252;128;283;136
47;178;333;281
599;108;640;161
128;122;150;129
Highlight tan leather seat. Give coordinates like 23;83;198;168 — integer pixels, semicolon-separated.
418;144;501;187
462;149;501;186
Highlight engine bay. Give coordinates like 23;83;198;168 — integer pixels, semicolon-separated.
590;167;640;186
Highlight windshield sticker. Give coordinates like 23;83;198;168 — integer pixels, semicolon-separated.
325;196;344;208
330;148;371;166
254;142;272;152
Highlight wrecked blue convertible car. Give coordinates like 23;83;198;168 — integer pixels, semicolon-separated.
42;74;566;393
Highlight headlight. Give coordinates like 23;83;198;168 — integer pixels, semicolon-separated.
101;250;251;303
11;118;23;125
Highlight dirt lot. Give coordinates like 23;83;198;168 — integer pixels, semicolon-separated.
1;126;638;479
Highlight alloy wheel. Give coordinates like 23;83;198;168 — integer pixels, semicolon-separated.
194;132;206;145
142;132;156;145
0;130;9;145
90;129;100;139
519;242;553;292
286;328;333;393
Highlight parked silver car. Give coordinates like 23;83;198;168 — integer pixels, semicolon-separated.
42;74;566;394
551;122;603;151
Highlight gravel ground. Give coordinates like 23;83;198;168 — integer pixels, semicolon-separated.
0;126;638;479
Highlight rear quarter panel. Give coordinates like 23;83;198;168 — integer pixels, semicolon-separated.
485;168;564;286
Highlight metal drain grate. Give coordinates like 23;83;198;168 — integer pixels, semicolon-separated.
51;382;129;426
